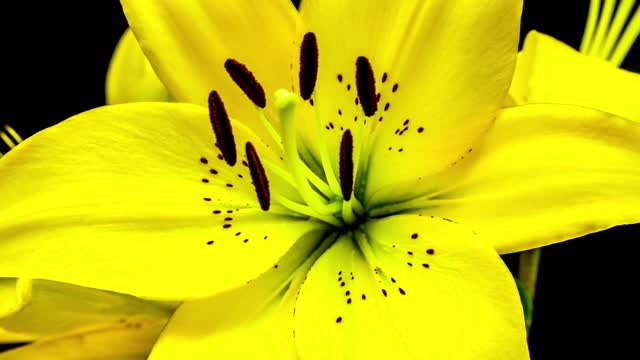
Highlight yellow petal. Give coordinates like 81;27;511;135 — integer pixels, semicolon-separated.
0;278;172;343
0;103;326;299
293;216;528;359
0;318;166;360
424;104;640;253
106;29;172;105
510;31;640;122
120;0;301;132
298;0;522;200
148;230;332;360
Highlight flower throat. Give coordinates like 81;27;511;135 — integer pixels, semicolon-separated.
207;32;381;229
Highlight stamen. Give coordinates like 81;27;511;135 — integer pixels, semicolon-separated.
245;142;270;211
339;130;354;201
587;0;616;57
275;195;343;227
261;158;297;187
256;109;283;149
355;56;378;116
224;59;266;108
311;95;343;195
299;32;319;101
4;125;23;143
276;89;338;216
610;2;640;66
0;132;16;149
208;91;237;166
580;0;602;53
599;0;635;59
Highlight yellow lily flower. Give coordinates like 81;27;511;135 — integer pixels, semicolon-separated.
511;0;640;120
1;0;640;358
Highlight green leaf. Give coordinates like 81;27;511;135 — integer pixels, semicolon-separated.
515;277;534;332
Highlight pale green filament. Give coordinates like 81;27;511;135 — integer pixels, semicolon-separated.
351;113;366;198
311;94;342;195
351;196;365;215
353;108;375;202
258;100;334;199
581;0;602;53
341;199;357;225
262;157;333;198
599;0;636;59
276;89;338;216
610;2;640;65
256;107;283;150
262;158;297;187
588;0;615;57
274;195;343;227
302;165;334;199
263;88;371;227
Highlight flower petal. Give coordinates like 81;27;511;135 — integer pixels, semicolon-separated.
0;103;326;299
298;0;521;199
147;230;332;360
106;29;172;105
0;319;165;360
0;278;173;342
120;0;301;131
424;104;640;253
293;215;528;359
510;31;640;122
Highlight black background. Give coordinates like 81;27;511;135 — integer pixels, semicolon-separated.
0;1;638;358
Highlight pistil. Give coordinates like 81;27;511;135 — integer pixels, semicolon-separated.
276;89;338;217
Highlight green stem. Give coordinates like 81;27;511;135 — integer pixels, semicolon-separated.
518;248;541;332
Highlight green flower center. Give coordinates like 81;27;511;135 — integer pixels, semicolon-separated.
275;88;369;228
211;32;384;230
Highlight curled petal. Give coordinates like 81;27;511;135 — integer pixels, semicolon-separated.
0;278;173;342
510;31;640;122
0;319;166;360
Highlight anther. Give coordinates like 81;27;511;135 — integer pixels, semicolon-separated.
224;59;266;108
245;142;270;211
299;32;319;101
339;130;354;201
355;56;377;116
208;91;237;166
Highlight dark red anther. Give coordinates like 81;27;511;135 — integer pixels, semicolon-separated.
299;32;319;101
339;130;354;201
355;56;377;116
208;91;237;166
224;59;266;108
246;142;270;211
